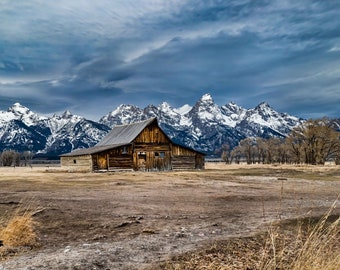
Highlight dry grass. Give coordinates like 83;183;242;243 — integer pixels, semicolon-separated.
152;201;340;270
0;202;41;260
261;211;339;270
205;163;340;181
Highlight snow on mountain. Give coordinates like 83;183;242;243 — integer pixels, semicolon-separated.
0;103;47;126
43;117;110;155
238;102;302;138
0;94;306;156
99;93;304;153
220;102;247;127
174;104;192;115
0;106;109;155
99;104;143;127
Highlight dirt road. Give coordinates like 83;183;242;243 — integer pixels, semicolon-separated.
0;164;339;269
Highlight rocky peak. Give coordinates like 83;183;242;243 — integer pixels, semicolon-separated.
190;93;216;114
7;102;46;125
61;110;73;119
222;102;246;115
255;101;271;111
198;93;214;106
158;101;172;111
8;102;31;116
99;104;143;127
252;102;279;120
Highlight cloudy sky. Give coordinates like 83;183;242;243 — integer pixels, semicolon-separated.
1;0;339;120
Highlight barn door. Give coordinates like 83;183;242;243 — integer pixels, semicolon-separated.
97;153;108;170
137;152;147;171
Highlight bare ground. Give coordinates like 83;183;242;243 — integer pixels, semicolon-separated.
0;163;339;269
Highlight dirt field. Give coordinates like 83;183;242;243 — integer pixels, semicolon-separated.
0;163;339;269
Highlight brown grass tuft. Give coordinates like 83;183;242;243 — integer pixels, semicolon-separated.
0;202;41;260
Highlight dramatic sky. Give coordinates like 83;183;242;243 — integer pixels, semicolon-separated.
1;0;339;120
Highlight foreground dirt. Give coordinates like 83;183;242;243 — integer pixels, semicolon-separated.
0;164;339;269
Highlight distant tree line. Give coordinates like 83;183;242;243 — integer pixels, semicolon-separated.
218;118;340;165
0;150;34;167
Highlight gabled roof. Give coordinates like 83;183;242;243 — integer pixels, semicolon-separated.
60;143;129;157
96;117;157;146
60;118;158;157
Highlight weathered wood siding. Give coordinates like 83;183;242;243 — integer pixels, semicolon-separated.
132;123;173;171
195;154;205;169
171;145;205;170
60;155;92;172
108;146;133;170
92;146;134;171
172;156;195;170
132;150;171;171
134;123;170;144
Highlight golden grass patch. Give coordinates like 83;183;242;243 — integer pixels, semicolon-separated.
0;203;41;260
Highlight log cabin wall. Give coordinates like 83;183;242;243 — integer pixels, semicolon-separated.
132;150;172;171
133;122;170;144
108;146;133;171
92;145;134;171
61;155;92;172
195;153;205;169
133;123;172;171
171;144;205;170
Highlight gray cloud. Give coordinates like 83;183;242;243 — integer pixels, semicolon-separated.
0;0;339;120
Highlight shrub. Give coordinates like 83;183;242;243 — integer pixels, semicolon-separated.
0;204;40;259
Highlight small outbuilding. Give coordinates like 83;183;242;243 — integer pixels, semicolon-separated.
60;117;205;172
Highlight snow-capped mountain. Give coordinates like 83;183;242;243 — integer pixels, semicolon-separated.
99;93;304;153
0;104;110;156
41;113;110;155
0;94;305;156
236;102;303;138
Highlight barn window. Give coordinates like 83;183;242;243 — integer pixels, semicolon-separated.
138;152;146;160
122;146;128;154
155;152;165;158
73;159;77;164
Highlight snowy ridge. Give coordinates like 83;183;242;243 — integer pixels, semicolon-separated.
99;93;304;153
0;94;305;155
0;104;109;155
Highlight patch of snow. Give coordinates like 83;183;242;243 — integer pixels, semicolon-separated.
174;104;192;115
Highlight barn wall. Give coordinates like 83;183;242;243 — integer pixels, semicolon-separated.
60;155;92;172
134;123;171;144
92;146;134;171
132;150;172;171
195;154;205;169
132;124;173;171
171;145;205;170
172;156;196;170
172;145;196;156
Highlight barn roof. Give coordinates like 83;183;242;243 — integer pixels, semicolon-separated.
97;117;157;146
61;118;158;157
60;143;129;157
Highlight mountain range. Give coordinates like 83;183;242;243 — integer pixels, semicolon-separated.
0;93;308;157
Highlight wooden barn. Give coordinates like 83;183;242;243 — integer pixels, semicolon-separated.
60;117;205;172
